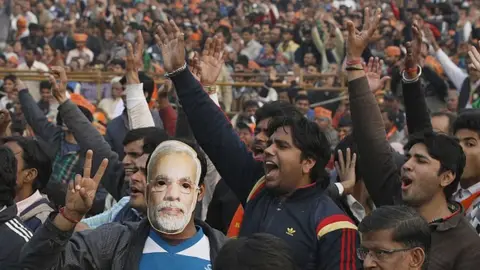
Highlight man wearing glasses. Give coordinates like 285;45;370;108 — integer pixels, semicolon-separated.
357;205;431;270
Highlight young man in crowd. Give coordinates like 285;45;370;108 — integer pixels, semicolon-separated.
214;233;298;270
346;15;480;269
0;146;33;268
158;21;360;269
1;136;52;232
358;205;431;270
19;141;226;269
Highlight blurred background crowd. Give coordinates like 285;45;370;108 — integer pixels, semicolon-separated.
0;0;478;151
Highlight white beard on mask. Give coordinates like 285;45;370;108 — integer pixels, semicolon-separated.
148;191;198;234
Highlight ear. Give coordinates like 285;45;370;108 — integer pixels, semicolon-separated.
197;184;206;202
439;170;455;188
301;158;316;175
409;247;426;269
22;168;38;186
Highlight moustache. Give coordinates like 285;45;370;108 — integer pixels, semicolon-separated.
156;201;187;214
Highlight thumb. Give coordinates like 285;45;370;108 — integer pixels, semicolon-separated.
380;76;391;86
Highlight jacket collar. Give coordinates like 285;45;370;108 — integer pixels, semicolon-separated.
0;204;18;224
429;201;463;232
124;218;226;270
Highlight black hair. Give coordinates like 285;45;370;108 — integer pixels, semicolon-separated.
56;105;93;126
255;100;301;124
294;94;309;103
120;72;154;102
214;233;298;270
215;25;232;44
236;55;249;68
405;131;465;199
141;128;170;154
0;146;17;207
3;74;16;83
242;27;254;34
146;139;208;186
267;115;331;188
334;134;362;180
236;121;252;132
453;109;480;135
359;205;431;269
338;115;352;128
123;127;168;147
242;100;259;111
1;137;52;192
39;80;52;91
110;59;126;69
431;111;457;135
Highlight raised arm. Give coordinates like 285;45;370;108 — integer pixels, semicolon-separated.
155;22;263;204
345;9;401;207
403;23;433;134
48;67;123;199
16;79;62;143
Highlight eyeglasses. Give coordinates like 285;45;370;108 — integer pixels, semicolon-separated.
356;247;413;261
149;179;199;195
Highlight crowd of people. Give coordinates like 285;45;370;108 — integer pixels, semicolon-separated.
1;0;480;270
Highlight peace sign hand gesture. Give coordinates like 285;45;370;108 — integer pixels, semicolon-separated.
155;20;186;73
346;8;382;60
63;150;109;222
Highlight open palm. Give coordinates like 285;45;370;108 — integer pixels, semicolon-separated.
199;37;225;86
346;8;382;59
363;57;390;92
155;20;186;73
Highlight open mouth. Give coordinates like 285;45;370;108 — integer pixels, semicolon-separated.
130;186;143;196
264;161;279;176
401;176;413;190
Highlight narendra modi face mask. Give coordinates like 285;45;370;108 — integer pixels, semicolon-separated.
146;140;202;235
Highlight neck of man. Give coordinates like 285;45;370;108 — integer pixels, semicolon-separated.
157;221;197;246
460;176;480;189
416;193;452;223
26;60;34;68
15;187;34;203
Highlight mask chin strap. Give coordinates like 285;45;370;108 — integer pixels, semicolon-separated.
148;189;200;235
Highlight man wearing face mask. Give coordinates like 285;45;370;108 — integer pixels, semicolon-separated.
18;142;226;270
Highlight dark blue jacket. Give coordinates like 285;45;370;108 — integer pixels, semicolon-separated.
172;69;361;270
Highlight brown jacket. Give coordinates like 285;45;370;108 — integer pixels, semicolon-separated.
348;76;480;270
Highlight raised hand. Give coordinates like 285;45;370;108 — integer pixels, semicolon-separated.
15;78;27;92
49;66;68;104
468;41;480;71
199;37;225;86
423;25;439;51
405;22;423;75
335;148;357;195
363;57;390;92
345;7;382;60
126;30;144;84
155;20;186;73
63;150;109;222
189;51;202;82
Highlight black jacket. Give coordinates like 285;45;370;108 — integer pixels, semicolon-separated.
18;214;226;270
0;205;33;269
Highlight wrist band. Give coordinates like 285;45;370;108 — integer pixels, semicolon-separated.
59;207;81;224
346;59;362;65
345;66;364;71
401;65;423;83
164;63;187;78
